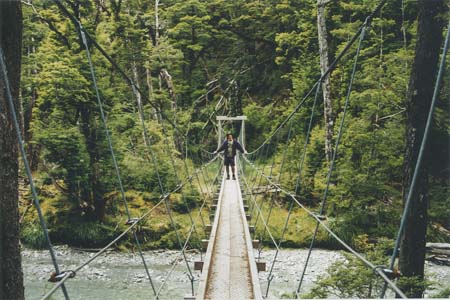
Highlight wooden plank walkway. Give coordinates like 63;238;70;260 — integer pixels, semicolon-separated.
195;171;262;300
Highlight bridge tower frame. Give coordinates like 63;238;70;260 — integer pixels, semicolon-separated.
216;115;247;149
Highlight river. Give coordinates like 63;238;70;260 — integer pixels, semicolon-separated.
23;246;449;299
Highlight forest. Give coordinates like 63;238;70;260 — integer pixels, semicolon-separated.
0;0;449;299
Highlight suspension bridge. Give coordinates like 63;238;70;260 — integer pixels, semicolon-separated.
1;0;449;299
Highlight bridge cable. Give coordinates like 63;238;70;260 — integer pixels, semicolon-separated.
144;115;219;298
39;155;220;300
238;161;281;253
19;5;221;296
157;114;206;295
252;135;279;235
242;157;407;298
78;26;158;295
30;2;190;295
160;115;203;245
182;140;208;241
256;117;296;265
264;82;322;297
296;22;368;297
154;157;221;299
248;0;388;156
51;0;185;137
379;19;450;299
131;71;199;297
0;47;71;300
248;142;271;220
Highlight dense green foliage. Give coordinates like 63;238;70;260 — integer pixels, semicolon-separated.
18;0;449;295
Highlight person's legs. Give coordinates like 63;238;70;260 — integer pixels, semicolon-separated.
231;158;236;179
225;158;230;179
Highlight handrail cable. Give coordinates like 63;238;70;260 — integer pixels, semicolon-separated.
252;134;279;234
379;20;450;298
296;22;368;296
248;0;388;156
39;155;220;300
79;26;157;295
264;83;322;297
160;117;201;294
51;0;184;136
154;159;221;299
255;117;296;264
243;156;407;299
17;4;221;297
248;143;271;219
238;161;281;252
0;47;71;300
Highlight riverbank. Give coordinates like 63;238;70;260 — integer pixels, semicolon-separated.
23;246;450;299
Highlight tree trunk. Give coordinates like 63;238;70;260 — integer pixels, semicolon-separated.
317;0;333;163
399;1;446;298
79;105;105;222
146;66;158;120
131;60;149;146
0;1;25;299
25;35;39;171
159;68;177;111
155;0;160;43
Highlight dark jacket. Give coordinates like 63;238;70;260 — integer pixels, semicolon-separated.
217;139;245;157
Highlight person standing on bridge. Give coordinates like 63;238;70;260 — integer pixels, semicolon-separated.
214;133;247;180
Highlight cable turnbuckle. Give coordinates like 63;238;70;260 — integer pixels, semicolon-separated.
125;217;140;225
48;270;76;282
315;214;327;221
373;266;401;280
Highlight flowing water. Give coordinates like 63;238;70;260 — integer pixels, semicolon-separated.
23;246;449;299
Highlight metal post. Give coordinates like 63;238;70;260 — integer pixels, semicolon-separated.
218;119;222;148
242;119;246;150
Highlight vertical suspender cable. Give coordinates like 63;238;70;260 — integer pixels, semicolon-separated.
0;47;71;300
79;27;157;296
379;21;450;298
297;23;368;297
264;83;321;297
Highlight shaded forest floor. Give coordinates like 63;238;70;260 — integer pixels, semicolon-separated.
18;173;449;251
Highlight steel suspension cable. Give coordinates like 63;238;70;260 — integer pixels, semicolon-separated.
0;47;71;300
160;114;212;264
248;0;388;156
154;159;220;299
264;83;322;297
122;85;197;294
243;156;407;298
20;4;221;296
296;22;368;297
379;20;450;299
51;0;184;137
249;143;271;220
160;116;201;244
147;135;200;297
256;117;296;263
182;138;208;236
253;135;280;234
79;27;157;295
293;84;321;196
237;160;281;252
40;155;220;300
